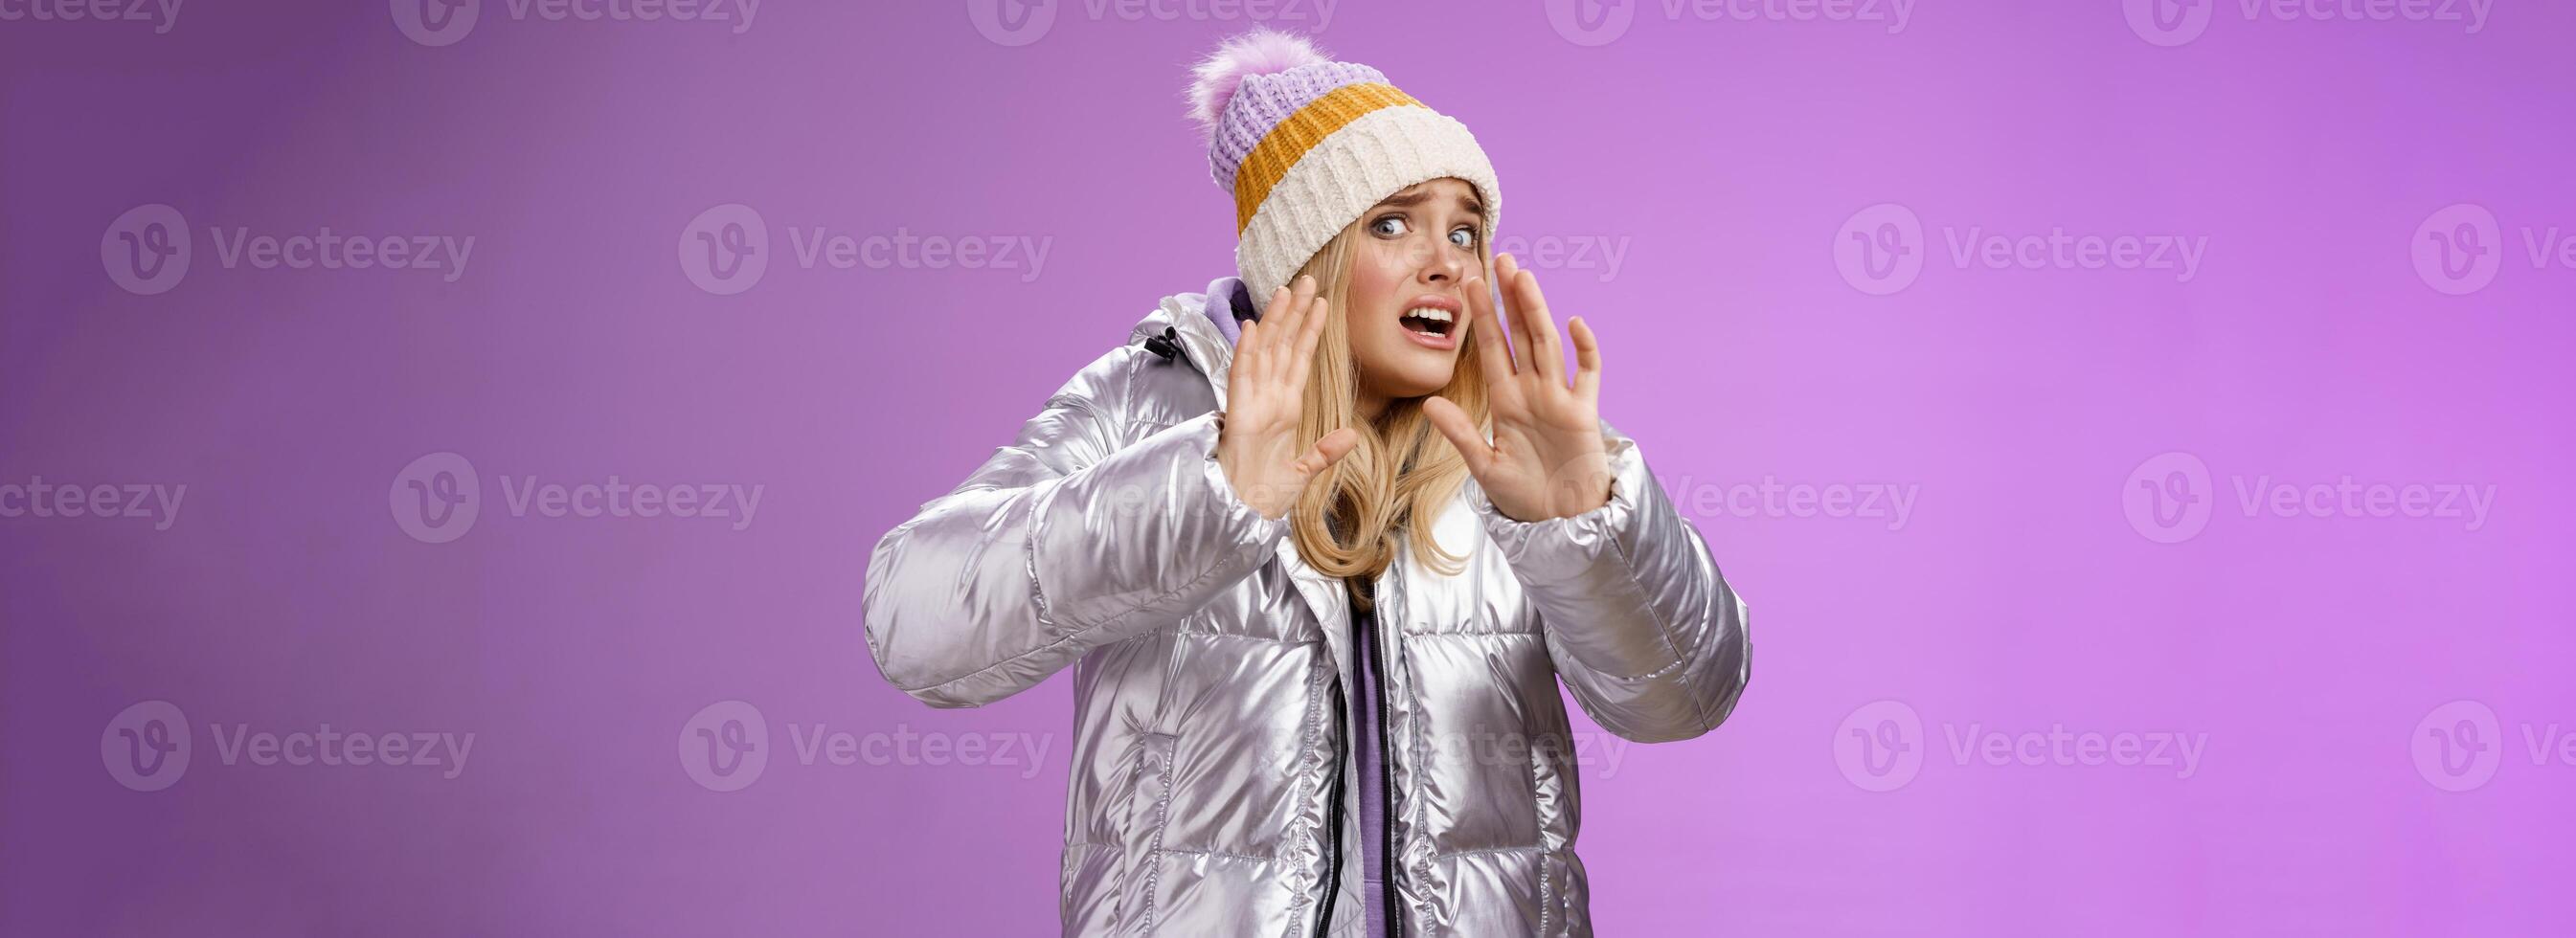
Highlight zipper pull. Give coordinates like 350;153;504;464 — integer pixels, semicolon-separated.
1142;325;1182;362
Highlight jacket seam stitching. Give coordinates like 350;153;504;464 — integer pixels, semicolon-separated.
1281;653;1327;938
1529;738;1551;934
1154;845;1277;863
1139;732;1180;934
1400;614;1433;927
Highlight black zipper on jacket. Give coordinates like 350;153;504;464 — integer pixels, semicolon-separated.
1314;672;1346;938
1361;588;1401;938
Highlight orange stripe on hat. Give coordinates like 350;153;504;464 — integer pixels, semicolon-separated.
1233;82;1424;235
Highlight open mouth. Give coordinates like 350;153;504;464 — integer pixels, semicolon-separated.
1399;306;1457;338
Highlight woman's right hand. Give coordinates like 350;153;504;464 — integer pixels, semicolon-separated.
1217;275;1361;521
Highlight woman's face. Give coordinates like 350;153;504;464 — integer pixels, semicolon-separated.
1341;177;1485;416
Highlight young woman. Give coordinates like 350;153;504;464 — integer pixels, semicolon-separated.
862;29;1753;937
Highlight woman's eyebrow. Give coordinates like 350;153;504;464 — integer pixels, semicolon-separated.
1372;190;1485;217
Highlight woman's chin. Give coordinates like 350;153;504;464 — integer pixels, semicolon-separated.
1379;374;1455;403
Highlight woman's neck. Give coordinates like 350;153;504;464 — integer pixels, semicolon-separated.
1357;391;1390;423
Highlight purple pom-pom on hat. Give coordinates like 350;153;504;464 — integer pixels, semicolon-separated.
1188;29;1386;194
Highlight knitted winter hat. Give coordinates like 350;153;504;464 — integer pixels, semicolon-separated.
1188;29;1502;303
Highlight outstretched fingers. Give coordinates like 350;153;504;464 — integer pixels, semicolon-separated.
1296;427;1362;477
1502;256;1567;390
1286;290;1328;391
1570;316;1602;404
1421;395;1495;479
1463;276;1515;385
1235;318;1265;385
1493;255;1535;377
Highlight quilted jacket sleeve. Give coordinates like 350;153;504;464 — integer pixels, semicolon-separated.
862;346;1291;708
1469;421;1753;743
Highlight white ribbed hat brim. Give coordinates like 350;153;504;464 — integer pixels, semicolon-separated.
1235;105;1502;302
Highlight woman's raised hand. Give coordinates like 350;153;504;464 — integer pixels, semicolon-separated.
1422;253;1615;524
1217;275;1362;521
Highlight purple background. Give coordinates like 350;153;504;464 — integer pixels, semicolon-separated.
6;0;2571;934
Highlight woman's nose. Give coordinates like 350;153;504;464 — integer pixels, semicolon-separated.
1419;244;1464;283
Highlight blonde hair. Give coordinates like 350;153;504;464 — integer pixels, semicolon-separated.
1278;220;1493;613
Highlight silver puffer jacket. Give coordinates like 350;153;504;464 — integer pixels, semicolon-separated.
862;285;1753;936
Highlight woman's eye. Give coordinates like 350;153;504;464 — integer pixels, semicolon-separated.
1370;215;1410;237
1449;227;1476;249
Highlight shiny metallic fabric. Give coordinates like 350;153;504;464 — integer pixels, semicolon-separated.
862;288;1753;936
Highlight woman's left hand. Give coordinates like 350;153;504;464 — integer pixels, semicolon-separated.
1424;253;1616;524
